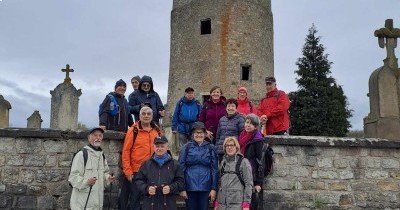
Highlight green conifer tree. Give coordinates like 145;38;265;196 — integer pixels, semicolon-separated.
289;25;352;137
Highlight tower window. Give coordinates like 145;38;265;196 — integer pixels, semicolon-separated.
241;64;251;81
201;19;211;35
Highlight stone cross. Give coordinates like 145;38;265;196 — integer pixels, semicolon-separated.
374;19;400;69
61;64;74;84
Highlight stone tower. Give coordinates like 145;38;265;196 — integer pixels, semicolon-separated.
50;64;82;130
166;0;274;125
364;19;400;140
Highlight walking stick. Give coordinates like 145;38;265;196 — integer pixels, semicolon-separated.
84;185;93;210
107;173;114;210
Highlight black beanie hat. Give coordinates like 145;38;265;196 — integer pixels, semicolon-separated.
115;79;127;90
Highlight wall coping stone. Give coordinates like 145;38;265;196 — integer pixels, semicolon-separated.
0;128;125;140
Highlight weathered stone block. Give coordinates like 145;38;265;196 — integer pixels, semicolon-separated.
7;184;27;194
0;155;5;166
17;196;37;209
333;159;348;169
0;184;5;192
36;169;67;183
2;168;19;183
365;170;389;179
329;181;348;191
37;196;56;210
370;149;392;157
381;159;400;169
0;195;12;208
301;181;325;190
0;138;15;153
109;139;122;153
339;194;354;205
106;153;120;166
7;155;24;166
390;170;400;179
45;155;57;167
58;153;73;167
300;156;317;166
289;166;309;177
312;170;338;179
316;193;340;204
19;169;35;183
303;146;321;156
275;179;295;190
282;156;298;165
351;182;376;191
16;139;42;154
270;165;288;177
339;170;354;180
317;157;333;168
338;147;361;157
48;182;70;196
377;181;398;191
43;140;67;153
27;185;46;195
25;155;45;167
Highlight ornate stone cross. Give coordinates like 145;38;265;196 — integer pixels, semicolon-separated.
61;64;74;84
374;19;400;69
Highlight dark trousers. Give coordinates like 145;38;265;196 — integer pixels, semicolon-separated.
118;174;141;210
250;191;264;210
185;191;210;210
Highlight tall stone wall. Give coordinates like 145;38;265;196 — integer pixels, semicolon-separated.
167;0;273;126
0;129;400;209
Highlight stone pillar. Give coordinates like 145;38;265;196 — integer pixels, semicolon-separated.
364;19;400;140
0;95;12;128
27;110;43;128
50;64;82;130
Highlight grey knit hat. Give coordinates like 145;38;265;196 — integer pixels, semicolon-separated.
245;114;260;127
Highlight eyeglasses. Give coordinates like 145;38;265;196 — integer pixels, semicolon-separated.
141;112;152;116
142;84;151;87
225;144;235;148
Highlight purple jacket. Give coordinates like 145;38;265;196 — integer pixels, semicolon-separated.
199;97;227;137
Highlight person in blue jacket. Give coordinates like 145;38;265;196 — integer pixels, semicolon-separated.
179;121;218;210
128;75;165;125
172;87;202;152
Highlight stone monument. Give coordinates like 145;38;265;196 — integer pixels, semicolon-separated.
166;0;274;126
27;110;43;128
0;95;12;128
50;64;82;131
364;19;400;140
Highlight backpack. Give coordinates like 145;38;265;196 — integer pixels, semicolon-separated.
98;94;129;117
69;148;106;187
256;141;274;177
220;155;245;186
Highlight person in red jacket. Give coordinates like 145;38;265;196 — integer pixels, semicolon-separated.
236;86;258;116
257;77;290;135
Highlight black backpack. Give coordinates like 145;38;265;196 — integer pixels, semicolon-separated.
69;148;106;187
256;141;274;177
220;155;245;186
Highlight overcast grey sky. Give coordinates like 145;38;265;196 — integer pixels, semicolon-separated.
0;0;399;130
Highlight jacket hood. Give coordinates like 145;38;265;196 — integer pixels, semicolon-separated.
139;75;154;92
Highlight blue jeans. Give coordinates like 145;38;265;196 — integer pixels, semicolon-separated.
185;191;210;210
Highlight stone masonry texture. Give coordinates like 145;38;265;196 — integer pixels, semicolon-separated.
1;129;400;209
166;0;274;126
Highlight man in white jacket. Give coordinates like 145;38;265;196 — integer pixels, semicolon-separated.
69;127;116;210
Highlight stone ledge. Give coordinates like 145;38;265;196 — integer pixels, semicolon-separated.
266;135;400;149
0;128;125;140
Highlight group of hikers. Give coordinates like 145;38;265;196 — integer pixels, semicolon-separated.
68;75;291;210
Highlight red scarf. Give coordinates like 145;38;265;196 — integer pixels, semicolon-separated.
239;131;254;155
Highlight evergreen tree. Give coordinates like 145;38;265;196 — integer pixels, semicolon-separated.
289;25;352;137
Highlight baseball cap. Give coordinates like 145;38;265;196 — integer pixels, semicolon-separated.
89;127;104;134
265;76;276;83
154;136;168;144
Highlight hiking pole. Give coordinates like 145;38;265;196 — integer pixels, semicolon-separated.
162;183;167;210
151;182;156;210
84;183;94;210
107;173;114;210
